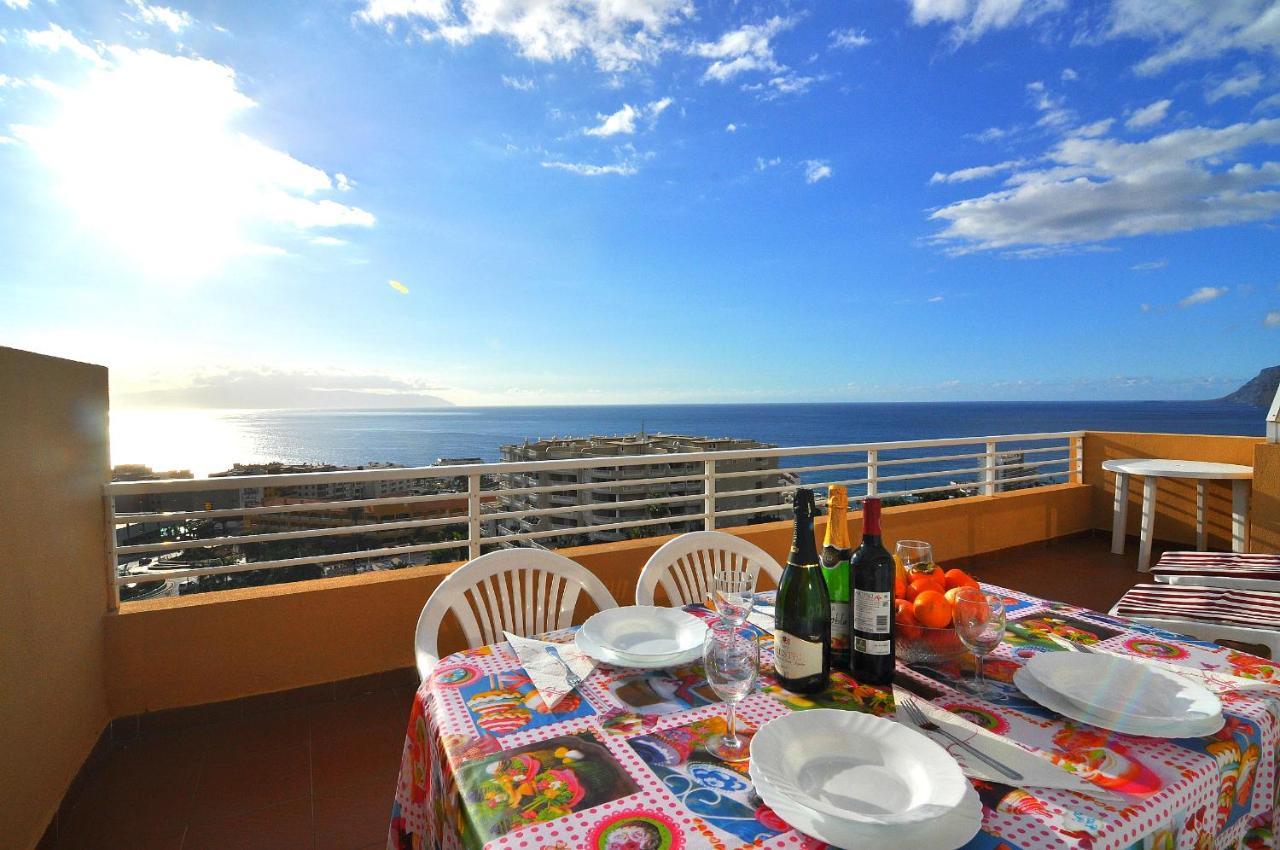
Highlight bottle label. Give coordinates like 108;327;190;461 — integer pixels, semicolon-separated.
854;590;892;635
774;631;824;679
854;636;891;656
829;603;850;652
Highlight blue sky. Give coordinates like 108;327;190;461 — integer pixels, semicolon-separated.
1;0;1278;407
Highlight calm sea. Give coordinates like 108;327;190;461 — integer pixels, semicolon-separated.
110;401;1268;479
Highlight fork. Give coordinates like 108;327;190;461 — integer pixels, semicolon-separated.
901;700;1024;782
544;644;584;689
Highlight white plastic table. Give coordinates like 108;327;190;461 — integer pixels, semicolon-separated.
1103;457;1253;571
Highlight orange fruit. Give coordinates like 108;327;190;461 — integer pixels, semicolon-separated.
944;587;966;608
914;590;953;629
906;577;939;601
944;568;978;591
894;576;908;600
895;601;922;639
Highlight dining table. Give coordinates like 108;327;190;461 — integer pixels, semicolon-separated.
388;584;1280;850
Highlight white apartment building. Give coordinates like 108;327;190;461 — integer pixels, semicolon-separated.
495;434;793;545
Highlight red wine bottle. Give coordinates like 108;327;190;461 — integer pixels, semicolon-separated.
851;498;895;685
774;488;830;694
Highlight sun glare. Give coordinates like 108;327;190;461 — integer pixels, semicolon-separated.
16;47;372;277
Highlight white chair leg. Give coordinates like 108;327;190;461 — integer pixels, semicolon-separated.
1138;476;1158;572
1196;481;1206;552
1111;472;1130;555
1233;480;1250;554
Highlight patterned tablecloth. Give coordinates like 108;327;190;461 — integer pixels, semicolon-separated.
389;584;1280;850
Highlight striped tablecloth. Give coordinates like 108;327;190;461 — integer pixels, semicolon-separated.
389;584;1280;850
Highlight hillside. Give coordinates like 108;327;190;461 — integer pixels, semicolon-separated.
1221;366;1280;406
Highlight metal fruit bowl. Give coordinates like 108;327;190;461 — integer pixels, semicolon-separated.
895;624;967;665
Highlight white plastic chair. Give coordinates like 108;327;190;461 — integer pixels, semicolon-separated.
414;548;617;679
636;531;783;607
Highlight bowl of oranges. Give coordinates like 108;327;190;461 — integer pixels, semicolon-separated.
894;563;981;665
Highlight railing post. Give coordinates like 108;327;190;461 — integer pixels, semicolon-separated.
866;449;878;498
982;442;997;496
467;473;481;559
703;459;717;530
1070;435;1083;483
104;489;120;612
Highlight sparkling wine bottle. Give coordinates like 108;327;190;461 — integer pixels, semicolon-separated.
773;488;830;694
820;485;852;671
851;497;895;685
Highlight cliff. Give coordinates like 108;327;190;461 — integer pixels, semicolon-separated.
1221;366;1280;406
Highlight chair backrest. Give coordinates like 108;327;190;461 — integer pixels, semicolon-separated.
414;548;618;678
636;530;784;607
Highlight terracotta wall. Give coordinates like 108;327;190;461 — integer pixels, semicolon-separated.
104;483;1091;715
1253;443;1280;554
1082;431;1265;550
0;348;111;850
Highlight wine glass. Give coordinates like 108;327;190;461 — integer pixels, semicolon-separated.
712;569;755;627
896;540;934;578
702;624;760;761
952;588;1006;697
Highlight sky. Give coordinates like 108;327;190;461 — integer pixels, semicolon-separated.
1;0;1279;408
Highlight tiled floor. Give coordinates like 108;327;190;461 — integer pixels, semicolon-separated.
52;676;417;850
49;531;1184;849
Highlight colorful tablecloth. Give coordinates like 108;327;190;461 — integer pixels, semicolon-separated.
389;584;1280;850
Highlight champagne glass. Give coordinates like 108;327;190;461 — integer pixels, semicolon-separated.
953;588;1006;697
702;624;760;761
712;569;755;627
896;539;934;578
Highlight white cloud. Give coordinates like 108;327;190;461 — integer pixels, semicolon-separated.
335;172;354;191
501;74;535;91
755;156;781;170
0;134;17;145
830;28;871;49
0;74;25;89
23;24;103;65
584;103;638;136
1131;259;1168;271
357;0;693;72
1207;70;1264;102
970;126;1010;143
4;0;31;9
929;159;1025;184
582;98;670;136
928;117;1280;254
540;159;638;176
1125;98;1171;129
804;159;832;183
311;235;348;246
928;295;945;302
1266;310;1280;326
1108;0;1280;75
12;47;374;276
1060;67;1078;81
725;122;739;132
906;0;1066;44
1073;118;1115;138
691;17;793;83
126;0;194;33
1179;286;1229;306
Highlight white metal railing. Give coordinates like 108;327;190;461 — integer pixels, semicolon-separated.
105;430;1084;607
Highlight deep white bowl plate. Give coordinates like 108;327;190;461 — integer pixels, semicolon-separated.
751;762;983;850
1024;652;1220;726
1014;665;1224;738
750;710;968;827
580;606;708;660
574;626;703;670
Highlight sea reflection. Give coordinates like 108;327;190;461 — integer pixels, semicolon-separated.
110;409;263;477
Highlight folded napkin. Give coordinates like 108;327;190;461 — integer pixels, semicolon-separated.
893;691;1124;802
504;631;597;710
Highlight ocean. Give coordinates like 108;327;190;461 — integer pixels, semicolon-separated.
109;401;1268;479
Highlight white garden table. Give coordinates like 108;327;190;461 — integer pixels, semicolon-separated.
1103;457;1253;571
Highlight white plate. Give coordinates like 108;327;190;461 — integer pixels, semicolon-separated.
751;761;984;850
1024;652;1221;726
1014;666;1225;738
750;710;967;826
580;606;708;660
574;627;703;670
